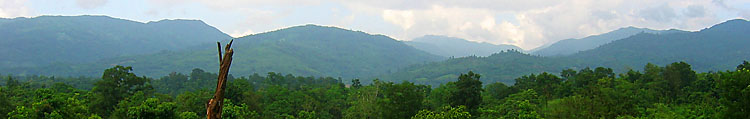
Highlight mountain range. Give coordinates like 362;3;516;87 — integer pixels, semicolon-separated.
532;26;687;56
0;15;748;86
382;19;750;85
404;35;521;57
0;15;231;68
2;24;443;78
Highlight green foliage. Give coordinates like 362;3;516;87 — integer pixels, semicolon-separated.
426;82;455;110
480;89;542;119
716;67;750;118
175;89;212;117
412;106;472;119
449;71;482;115
383;50;567;86
514;72;564;101
2;61;749;119
344;84;379;119
177;112;199;119
222;100;261;119
6;88;90;119
91;65;154;117
0;87;13;118
351;79;362;89
738;60;750;70
125;98;178;119
378;81;427;119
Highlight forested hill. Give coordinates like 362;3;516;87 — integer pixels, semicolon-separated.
532;26;686;56
384;19;750;85
404;35;521;57
569;19;750;72
10;25;443;78
0;15;231;68
380;50;570;85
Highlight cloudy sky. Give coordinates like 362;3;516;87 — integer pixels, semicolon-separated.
1;0;749;49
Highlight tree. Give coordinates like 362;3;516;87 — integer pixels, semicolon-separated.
176;89;213;117
344;83;379;119
351;79;362;89
513;72;563;101
90;65;153;117
0;87;13;119
379;81;425;119
449;71;482;115
6;88;91;119
716;67;750;118
412;106;471;119
661;62;697;103
737;60;750;70
482;82;515;106
222;100;260;119
480;89;541;119
427;82;456;110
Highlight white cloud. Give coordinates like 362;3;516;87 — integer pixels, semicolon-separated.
382;10;414;30
0;0;31;18
339;0;740;49
134;0;749;49
76;0;108;9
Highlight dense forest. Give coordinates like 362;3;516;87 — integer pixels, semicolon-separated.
385;19;750;86
1;61;748;119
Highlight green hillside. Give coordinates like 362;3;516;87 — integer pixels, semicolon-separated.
9;25;443;79
384;19;750;85
532;27;686;56
0;15;231;68
569;19;750;72
380;50;574;85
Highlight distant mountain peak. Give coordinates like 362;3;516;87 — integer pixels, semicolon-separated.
532;26;672;56
245;24;377;40
147;19;205;24
701;19;750;32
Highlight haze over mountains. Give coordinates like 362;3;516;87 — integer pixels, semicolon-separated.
0;15;748;85
0;15;230;68
532;27;687;56
2;23;443;78
384;19;750;85
404;35;521;57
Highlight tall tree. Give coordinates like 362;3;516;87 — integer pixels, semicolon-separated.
449;71;483;115
90;65;153;117
662;62;697;101
717;62;750;118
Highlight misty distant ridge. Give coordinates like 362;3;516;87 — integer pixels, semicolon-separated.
0;15;230;68
532;26;688;56
0;15;747;82
2;23;442;78
405;35;521;57
385;19;750;85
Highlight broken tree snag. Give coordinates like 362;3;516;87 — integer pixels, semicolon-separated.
217;42;223;62
207;39;234;119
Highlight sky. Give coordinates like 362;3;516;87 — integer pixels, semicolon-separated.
1;0;749;50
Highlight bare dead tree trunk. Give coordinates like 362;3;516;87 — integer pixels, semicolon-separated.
207;39;234;119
